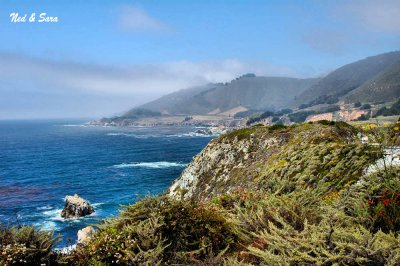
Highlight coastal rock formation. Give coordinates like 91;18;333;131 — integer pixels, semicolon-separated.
61;194;94;218
194;129;213;135
306;112;334;122
194;126;229;136
168;126;282;201
77;226;95;244
168;122;378;202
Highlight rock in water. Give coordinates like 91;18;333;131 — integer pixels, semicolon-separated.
61;194;94;218
77;226;95;244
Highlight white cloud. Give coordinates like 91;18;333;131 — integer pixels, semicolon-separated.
0;54;302;96
0;53;306;118
118;5;169;32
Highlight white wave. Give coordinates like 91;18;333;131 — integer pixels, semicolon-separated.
42;209;97;222
107;132;127;136
55;244;77;253
35;221;59;231
107;131;215;139
37;205;53;210
112;161;187;169
62;124;85;127
106;132;154;138
42;209;63;221
167;132;216;138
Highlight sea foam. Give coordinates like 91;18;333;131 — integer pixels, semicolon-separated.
167;132;216;138
36;205;53;210
107;131;215;138
106;132;155;138
62;124;86;127
112;161;187;169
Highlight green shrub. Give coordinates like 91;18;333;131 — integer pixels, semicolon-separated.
73;196;241;265
0;225;60;265
316;119;335;126
268;124;286;131
245;217;400;265
341;167;400;233
222;127;258;141
361;103;372;110
322;105;340;113
288;111;315;122
357;113;370;121
373;99;400;117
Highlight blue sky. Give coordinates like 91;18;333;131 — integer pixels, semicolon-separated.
0;0;399;118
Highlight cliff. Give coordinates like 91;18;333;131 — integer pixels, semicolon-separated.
168;122;376;202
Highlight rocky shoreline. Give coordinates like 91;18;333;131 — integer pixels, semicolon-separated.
86;118;236;137
86;115;245;128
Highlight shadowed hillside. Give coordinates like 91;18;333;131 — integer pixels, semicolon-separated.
128;74;319;116
296;51;400;107
345;61;400;103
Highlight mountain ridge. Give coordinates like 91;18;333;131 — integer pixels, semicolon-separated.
296;51;400;107
125;75;319;117
97;51;400;126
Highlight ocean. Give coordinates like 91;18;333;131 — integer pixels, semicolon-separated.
0;119;213;247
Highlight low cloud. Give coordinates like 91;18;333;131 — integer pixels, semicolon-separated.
0;53;304;119
118;5;169;32
0;54;300;96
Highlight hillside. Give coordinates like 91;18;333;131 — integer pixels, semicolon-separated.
128;75;319;116
4;121;400;265
131;84;216;116
344;61;400;103
296;51;400;107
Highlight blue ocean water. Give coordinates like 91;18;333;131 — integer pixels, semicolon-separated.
0;119;213;247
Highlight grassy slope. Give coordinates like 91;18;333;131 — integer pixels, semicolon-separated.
170;122;377;202
344;62;400;103
295;51;400;107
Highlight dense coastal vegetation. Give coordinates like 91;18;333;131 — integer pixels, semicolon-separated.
2;120;400;265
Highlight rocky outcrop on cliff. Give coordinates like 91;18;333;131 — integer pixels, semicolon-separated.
61;194;94;218
168;127;284;201
168;122;377;202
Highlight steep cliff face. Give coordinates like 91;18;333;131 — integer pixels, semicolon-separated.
168;122;378;202
168;127;284;201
